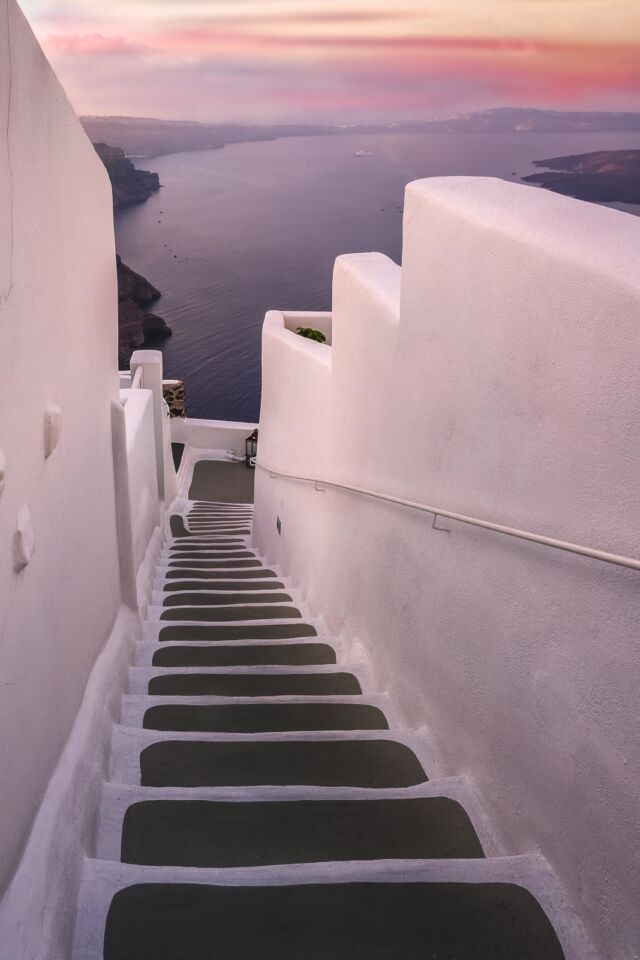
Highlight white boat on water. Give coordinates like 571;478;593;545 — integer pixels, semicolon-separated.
354;150;373;157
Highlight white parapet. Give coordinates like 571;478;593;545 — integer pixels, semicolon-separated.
255;176;640;960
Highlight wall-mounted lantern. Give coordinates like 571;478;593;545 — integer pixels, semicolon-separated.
245;429;258;468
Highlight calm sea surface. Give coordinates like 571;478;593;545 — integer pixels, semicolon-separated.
114;131;640;422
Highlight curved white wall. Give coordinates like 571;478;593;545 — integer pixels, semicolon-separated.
255;177;640;959
0;0;120;898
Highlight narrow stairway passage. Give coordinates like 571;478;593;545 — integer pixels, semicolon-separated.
71;495;567;960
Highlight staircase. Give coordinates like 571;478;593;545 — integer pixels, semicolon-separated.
72;496;567;959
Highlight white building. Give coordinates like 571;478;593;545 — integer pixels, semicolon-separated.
0;3;638;958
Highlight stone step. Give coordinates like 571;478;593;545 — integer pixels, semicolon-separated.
163;542;256;559
121;690;386;728
164;553;258;564
108;728;426;784
161;591;292;607
141;670;362;698
161;567;278;580
96;780;474;858
155;605;304;623
73;858;566;960
150;642;337;667
156;579;285;593
138;701;388;733
157;622;318;642
162;559;263;570
138;737;427;788
119;796;484;867
170;540;253;550
189;503;254;511
170;517;252;537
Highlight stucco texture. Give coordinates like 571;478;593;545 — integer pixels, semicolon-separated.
0;0;120;898
254;177;640;960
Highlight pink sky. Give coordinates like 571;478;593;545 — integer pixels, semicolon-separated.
20;0;640;123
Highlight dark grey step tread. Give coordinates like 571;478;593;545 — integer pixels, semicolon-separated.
159;623;317;642
140;739;425;787
187;522;252;528
174;538;252;545
147;672;362;697
165;568;277;579
167;560;263;570
163;592;292;607
188;514;253;520
104;882;565;960
169;550;256;559
189;461;255;505
160;605;303;622
143;701;382;733
152;643;336;667
188;518;252;523
121;797;484;868
171;543;252;553
189;510;253;514
170;516;189;538
163;580;285;592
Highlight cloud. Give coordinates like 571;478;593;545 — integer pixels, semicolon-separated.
43;33;158;57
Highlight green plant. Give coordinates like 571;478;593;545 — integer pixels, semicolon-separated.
296;326;327;344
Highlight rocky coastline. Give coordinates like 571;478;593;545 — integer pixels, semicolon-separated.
117;256;171;366
93;142;172;361
523;149;640;204
94;142;160;208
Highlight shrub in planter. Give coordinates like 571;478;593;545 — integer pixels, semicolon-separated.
296;326;327;344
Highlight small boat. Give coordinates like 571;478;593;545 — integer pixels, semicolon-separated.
354;150;373;158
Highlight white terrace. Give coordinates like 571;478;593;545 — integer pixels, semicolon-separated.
0;3;639;959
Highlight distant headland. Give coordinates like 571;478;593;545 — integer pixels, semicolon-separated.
94;143;160;208
523;150;640;204
93;143;171;360
82;108;640;161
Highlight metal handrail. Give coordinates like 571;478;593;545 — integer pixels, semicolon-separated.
255;460;640;573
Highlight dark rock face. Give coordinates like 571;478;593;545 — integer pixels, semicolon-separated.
117;256;171;366
92;142;170;363
94;142;160;208
117;255;160;306
523;149;640;204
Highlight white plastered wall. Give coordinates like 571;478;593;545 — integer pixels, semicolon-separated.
0;0;120;905
254;177;640;960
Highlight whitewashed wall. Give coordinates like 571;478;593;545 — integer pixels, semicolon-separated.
254;177;640;960
121;390;161;573
0;0;120;902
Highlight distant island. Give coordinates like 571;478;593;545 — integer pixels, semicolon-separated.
523;150;640;204
82;108;640;160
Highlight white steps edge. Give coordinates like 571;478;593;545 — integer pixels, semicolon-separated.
72;854;593;960
109;725;424;784
143;622;318;643
94;777;475;861
120;691;396;729
126;662;369;692
132;637;338;666
147;609;305;625
153;588;293;603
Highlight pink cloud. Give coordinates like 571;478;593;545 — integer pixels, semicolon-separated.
44;33;158;57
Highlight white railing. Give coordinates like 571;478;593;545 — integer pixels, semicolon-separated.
130;364;143;390
255;461;640;573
